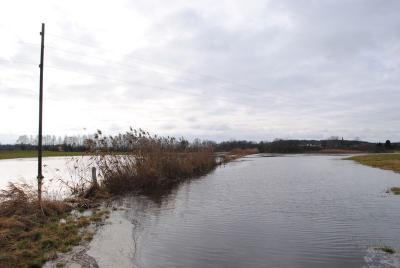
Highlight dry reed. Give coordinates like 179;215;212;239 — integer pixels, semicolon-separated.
88;129;217;194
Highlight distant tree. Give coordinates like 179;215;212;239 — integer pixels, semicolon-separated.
16;135;29;145
328;136;339;140
192;138;202;148
321;140;327;148
385;140;392;148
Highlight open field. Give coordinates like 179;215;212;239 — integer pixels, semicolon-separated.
0;151;85;160
347;154;400;173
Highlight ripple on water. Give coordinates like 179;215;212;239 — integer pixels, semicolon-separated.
78;155;400;268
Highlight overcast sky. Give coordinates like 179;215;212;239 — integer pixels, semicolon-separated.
0;0;399;143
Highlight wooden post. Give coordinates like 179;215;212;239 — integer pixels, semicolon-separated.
91;167;98;187
37;23;45;213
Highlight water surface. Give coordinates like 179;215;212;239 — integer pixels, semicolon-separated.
0;156;94;196
112;154;400;268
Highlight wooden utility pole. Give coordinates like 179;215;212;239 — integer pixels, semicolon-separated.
38;23;45;210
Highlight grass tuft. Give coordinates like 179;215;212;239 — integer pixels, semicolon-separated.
390;187;400;195
377;246;396;254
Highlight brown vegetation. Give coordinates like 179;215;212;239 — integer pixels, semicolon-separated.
0;183;68;267
0;182;108;268
88;129;218;194
389;187;400;195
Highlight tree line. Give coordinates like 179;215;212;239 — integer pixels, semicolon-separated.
0;134;397;154
6;135;92;152
214;138;397;153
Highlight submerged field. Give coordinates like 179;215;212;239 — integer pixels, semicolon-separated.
347;153;400;173
112;155;400;268
0;150;85;160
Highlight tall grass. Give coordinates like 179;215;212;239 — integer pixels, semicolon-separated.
88;129;218;194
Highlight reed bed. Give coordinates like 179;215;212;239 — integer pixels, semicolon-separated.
89;129;218;194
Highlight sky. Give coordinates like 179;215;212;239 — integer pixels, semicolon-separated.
0;0;399;143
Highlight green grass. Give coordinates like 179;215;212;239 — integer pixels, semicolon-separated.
0;210;108;267
346;153;400;173
377;246;396;254
0;150;85;160
390;187;400;195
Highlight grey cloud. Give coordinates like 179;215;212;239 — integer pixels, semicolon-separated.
1;0;400;142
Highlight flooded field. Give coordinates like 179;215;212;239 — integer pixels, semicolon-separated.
0;156;94;196
3;154;400;267
93;154;400;268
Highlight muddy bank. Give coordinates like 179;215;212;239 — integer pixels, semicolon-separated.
44;203;136;268
87;207;136;267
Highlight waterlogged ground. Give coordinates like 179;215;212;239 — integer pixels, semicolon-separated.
3;154;400;267
85;155;400;268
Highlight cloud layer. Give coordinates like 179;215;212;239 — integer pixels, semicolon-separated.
1;0;399;143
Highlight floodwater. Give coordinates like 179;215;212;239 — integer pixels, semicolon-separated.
91;154;400;268
3;154;400;267
0;156;94;196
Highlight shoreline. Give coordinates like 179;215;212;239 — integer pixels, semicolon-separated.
44;203;136;268
0;150;86;160
346;153;400;174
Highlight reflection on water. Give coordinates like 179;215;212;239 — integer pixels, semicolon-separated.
114;155;400;268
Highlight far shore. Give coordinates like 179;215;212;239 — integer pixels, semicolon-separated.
0;148;388;161
0;150;86;160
